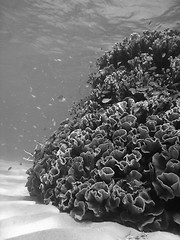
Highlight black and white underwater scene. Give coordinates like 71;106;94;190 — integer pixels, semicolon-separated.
1;0;180;239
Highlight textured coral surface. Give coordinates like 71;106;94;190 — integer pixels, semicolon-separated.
26;29;180;232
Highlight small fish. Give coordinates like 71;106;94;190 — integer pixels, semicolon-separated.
54;58;62;62
137;87;148;92
154;74;164;78
148;66;157;71
102;98;112;104
31;94;36;98
102;90;110;95
171;82;180;88
129;88;136;94
149;81;159;87
8;166;12;171
52;118;56;126
33;125;37;129
30;86;33;92
36;106;41;110
57;95;66;102
152;91;161;96
117;61;122;67
162;53;166;58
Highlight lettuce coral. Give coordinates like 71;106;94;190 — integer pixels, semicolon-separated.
26;29;180;232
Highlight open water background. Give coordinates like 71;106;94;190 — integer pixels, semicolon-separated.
0;0;180;162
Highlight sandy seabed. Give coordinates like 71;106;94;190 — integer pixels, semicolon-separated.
0;159;180;240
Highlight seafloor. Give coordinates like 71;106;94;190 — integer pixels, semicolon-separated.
0;159;179;240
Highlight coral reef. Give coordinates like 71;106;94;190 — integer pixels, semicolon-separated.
26;29;180;232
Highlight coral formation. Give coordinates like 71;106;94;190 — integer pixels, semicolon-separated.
26;29;180;232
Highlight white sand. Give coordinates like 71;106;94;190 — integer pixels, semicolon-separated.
0;159;180;240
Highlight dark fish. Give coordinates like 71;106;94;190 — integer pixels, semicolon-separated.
8;166;12;171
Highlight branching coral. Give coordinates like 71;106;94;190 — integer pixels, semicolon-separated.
26;29;180;232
